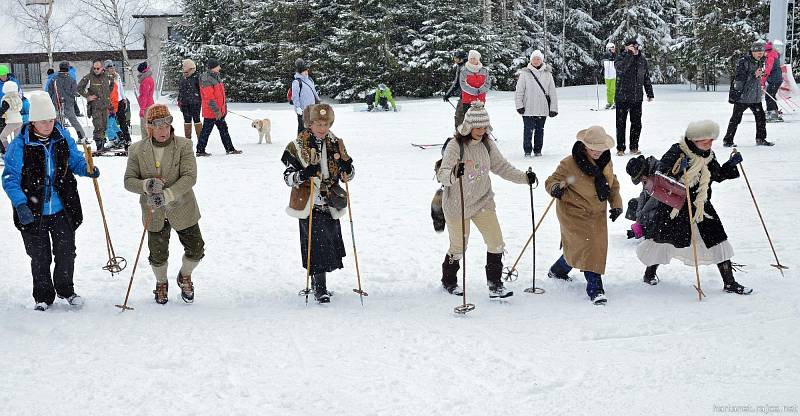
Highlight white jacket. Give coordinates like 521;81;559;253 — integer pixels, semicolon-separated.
514;63;559;117
1;94;23;124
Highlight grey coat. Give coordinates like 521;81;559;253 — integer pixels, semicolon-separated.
514;64;559;116
46;73;78;107
733;54;764;104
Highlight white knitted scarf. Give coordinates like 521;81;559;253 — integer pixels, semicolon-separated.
465;61;483;72
672;139;712;222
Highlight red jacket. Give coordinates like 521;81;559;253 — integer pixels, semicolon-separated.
137;72;155;117
200;70;226;119
459;64;491;104
761;49;780;87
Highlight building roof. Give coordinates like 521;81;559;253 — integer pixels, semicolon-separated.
132;0;183;18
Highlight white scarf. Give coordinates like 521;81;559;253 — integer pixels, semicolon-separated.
672;139;712;222
465;61;483;72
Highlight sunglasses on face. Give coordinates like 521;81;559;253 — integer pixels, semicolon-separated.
93;67;102;71
148;116;174;128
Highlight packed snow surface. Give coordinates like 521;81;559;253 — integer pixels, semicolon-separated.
1;85;798;415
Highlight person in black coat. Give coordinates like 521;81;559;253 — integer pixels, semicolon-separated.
635;120;751;294
722;41;773;147
443;50;467;128
614;37;654;156
177;59;203;140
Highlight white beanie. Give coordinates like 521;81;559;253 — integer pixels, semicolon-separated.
606;42;615;50
2;80;18;94
468;50;481;61
27;91;57;122
530;50;544;62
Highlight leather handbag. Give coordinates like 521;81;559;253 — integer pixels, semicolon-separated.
644;172;687;210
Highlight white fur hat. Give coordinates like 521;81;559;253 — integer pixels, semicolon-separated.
468;50;481;61
606;42;615;50
27;91;57;122
685;120;720;141
2;80;18;94
530;50;544;62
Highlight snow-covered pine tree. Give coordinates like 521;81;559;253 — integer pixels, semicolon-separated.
602;0;677;82
674;0;768;88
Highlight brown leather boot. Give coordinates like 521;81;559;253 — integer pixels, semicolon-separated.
153;282;168;304
176;272;194;303
194;122;203;139
184;123;193;140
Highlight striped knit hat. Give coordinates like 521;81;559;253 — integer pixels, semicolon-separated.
457;101;492;136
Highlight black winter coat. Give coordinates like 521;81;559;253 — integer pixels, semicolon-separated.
732;54;764;104
177;72;201;107
644;140;740;249
614;51;654;103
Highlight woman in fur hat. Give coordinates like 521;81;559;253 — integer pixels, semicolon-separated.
545;126;623;305
436;101;537;299
281;103;353;304
636;120;751;294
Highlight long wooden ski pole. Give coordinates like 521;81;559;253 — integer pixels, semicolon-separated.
302;178;316;305
504;196;557;281
731;148;788;275
342;173;367;305
115;209;154;311
681;157;706;301
82;143;126;275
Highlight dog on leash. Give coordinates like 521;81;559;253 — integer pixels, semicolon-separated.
251;118;272;144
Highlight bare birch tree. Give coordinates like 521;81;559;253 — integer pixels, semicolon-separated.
76;0;151;71
11;0;74;68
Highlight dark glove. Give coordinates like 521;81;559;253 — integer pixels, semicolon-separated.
728;152;743;166
676;156;690;175
338;158;353;175
517;108;525;115
144;177;164;194
298;163;320;182
88;167;100;178
443;95;450;102
147;192;165;209
609;208;623;222
526;170;537;186
549;111;558;117
16;204;34;225
550;184;565;199
454;162;465;178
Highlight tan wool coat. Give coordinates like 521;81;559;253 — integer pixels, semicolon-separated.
124;134;201;232
545;155;623;275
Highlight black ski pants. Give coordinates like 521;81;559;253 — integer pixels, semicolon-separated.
197;116;236;153
723;103;766;145
765;83;781;113
116;99;131;147
20;212;77;304
615;101;642;152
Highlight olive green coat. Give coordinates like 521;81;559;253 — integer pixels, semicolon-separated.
124;135;201;232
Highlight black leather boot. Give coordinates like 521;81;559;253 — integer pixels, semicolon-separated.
441;254;462;295
643;265;659;285
486;252;512;298
311;273;330;303
718;260;753;295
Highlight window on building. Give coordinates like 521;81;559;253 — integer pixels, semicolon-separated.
11;62;41;85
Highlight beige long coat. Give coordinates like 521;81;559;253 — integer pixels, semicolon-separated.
124;135;201;232
545;155;623;275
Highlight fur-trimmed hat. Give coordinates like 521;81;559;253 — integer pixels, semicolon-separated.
626;155;647;185
2;80;18;94
145;103;172;123
530;50;544;62
576;126;614;151
457;101;492;136
28;91;57;122
303;103;335;128
182;59;196;72
751;41;766;52
684;120;720;141
468;50;481;61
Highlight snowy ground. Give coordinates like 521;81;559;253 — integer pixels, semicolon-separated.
1;85;799;415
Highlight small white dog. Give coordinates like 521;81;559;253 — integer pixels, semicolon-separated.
251;118;272;144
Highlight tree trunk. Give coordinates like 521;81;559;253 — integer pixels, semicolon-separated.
45;3;54;68
484;0;492;25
